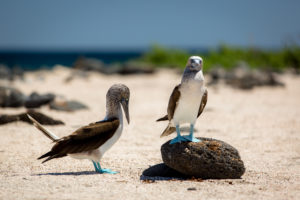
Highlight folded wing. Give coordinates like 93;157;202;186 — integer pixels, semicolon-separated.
39;118;120;163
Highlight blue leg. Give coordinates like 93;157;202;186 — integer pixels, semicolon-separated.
92;161;118;174
170;125;188;144
184;124;200;142
92;161;99;171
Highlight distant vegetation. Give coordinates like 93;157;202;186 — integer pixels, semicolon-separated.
136;44;300;72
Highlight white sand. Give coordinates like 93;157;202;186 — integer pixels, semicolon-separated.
0;67;299;200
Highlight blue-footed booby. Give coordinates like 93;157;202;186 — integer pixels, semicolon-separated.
27;84;130;174
157;56;208;144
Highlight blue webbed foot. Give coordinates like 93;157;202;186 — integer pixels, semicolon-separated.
92;161;118;174
170;135;188;144
183;124;201;143
183;135;201;143
98;168;119;174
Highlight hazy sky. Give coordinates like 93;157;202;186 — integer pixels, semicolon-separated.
0;0;300;50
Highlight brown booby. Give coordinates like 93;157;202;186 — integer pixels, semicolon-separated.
157;56;208;144
28;84;130;174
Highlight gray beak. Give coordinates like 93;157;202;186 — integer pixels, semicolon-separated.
121;100;130;124
191;59;201;67
191;60;202;71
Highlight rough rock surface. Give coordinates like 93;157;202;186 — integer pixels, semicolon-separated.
161;137;245;179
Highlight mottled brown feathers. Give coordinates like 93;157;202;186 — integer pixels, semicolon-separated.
197;89;208;117
156;85;181;137
38;118;120;163
167;84;181;121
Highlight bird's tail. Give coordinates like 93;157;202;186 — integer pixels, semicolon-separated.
27;114;60;142
160;123;176;137
156;115;168;122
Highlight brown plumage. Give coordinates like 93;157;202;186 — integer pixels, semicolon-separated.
39;118;120;163
28;84;130;174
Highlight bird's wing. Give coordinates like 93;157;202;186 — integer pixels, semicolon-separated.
39;118;120;162
156;84;181;122
197;88;208;117
167;84;181;120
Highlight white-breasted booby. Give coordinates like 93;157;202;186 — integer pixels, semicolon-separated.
28;84;130;174
157;56;208;144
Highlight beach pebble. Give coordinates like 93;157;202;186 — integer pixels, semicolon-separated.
73;57;106;73
161;137;245;179
0;65;11;80
49;99;88;111
24;92;55;108
208;63;285;89
0;86;25;107
0;65;24;81
119;62;155;75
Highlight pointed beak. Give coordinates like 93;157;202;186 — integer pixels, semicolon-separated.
191;60;201;68
121;100;130;124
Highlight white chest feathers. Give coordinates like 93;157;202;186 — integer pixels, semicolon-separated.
99;122;123;155
173;82;205;125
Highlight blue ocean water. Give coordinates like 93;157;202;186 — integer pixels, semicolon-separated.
0;51;143;70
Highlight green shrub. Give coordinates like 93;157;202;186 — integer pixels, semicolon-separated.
136;44;300;72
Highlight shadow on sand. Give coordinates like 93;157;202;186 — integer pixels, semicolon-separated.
140;163;190;181
33;171;98;176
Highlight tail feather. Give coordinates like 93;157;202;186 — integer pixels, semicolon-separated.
38;151;52;160
27;114;60;142
160;123;176;137
156;115;168;122
41;154;62;163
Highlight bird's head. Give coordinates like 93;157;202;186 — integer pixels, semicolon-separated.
107;84;130;124
186;56;203;71
181;56;204;83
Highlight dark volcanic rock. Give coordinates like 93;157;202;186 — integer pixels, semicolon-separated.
49;99;88;111
73;57;106;73
64;69;90;83
161;137;245;179
0;110;64;125
0;86;25;107
119;62;155;75
208;63;285;89
0;65;24;81
11;66;25;80
0;65;11;80
25;92;55;108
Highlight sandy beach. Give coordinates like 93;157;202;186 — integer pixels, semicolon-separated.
0;67;299;200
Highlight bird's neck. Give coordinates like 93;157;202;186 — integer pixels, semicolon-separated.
181;70;204;85
105;98;123;122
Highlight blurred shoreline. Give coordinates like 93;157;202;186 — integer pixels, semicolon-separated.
0;50;143;70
